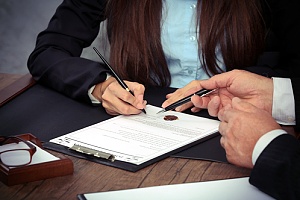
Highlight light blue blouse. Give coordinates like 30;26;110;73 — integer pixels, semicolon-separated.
161;0;225;88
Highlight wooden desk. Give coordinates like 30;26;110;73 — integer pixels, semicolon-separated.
0;73;267;199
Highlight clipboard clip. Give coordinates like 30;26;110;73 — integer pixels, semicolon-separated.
69;144;115;162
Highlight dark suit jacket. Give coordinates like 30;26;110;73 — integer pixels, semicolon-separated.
27;0;300;103
250;77;300;200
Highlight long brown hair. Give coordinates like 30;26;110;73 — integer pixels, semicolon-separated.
105;0;265;87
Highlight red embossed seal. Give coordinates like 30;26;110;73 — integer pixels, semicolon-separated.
163;115;178;121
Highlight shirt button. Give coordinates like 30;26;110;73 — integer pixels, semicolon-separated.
190;4;196;9
188;70;193;74
190;36;196;41
287;116;295;122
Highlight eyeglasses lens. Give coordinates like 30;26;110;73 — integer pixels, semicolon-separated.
1;150;31;166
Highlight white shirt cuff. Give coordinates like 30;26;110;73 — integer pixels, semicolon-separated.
87;73;112;104
252;129;287;165
88;85;101;104
272;77;295;125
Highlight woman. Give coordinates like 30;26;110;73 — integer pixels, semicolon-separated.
28;0;299;115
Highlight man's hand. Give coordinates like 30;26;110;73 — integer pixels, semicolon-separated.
218;97;281;168
191;70;274;116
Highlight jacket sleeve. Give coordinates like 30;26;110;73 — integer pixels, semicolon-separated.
249;134;300;200
249;78;300;200
27;0;109;103
291;78;300;132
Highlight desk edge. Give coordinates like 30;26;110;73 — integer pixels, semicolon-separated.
0;74;36;107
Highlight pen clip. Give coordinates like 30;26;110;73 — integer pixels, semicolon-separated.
69;144;115;162
200;88;218;97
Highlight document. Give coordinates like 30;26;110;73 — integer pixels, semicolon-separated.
50;105;219;165
78;177;274;200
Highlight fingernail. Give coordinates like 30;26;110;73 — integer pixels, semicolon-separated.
233;97;241;103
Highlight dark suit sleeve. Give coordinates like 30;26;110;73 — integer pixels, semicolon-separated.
291;78;300;132
249;134;300;200
249;78;300;200
27;0;109;103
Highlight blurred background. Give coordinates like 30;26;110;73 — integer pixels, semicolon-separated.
0;0;109;76
0;0;63;74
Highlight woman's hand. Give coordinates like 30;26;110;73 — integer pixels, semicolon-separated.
161;80;202;112
92;77;147;115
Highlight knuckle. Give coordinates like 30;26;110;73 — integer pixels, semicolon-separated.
135;84;145;91
121;93;131;102
118;105;131;114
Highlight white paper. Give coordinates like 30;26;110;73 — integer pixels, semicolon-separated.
50;105;219;165
81;177;274;200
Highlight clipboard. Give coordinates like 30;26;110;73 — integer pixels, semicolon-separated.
0;84;226;172
172;134;227;163
0;133;73;186
43;104;220;172
43;132;218;172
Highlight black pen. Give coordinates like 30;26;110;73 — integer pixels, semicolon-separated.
156;88;217;114
93;47;146;114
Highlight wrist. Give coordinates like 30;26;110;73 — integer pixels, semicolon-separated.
259;77;273;114
92;77;115;102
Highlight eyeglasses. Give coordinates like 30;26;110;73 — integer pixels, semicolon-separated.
0;136;37;167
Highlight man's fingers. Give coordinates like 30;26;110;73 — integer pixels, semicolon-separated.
231;97;257;113
220;135;225;148
218;120;228;136
207;96;221;117
175;102;193;112
217;104;232;122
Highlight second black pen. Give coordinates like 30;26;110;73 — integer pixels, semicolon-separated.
157;88;217;114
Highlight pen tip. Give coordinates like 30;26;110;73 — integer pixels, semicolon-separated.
156;110;165;114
